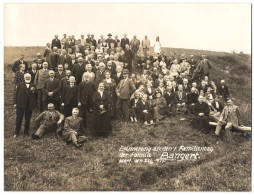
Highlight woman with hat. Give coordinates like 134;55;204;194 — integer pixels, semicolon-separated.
151;89;167;123
91;82;112;137
102;70;117;118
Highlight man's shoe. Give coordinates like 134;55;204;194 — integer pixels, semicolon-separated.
74;142;82;148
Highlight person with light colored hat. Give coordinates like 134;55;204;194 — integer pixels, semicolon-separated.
215;99;243;142
116;69;136;122
12;54;28;73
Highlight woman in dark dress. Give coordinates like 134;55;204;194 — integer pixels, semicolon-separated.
91;82;112;137
190;95;210;132
136;93;154;125
102;71;116;118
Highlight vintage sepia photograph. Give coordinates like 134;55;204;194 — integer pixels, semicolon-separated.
3;2;252;191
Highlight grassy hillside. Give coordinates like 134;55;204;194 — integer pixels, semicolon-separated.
4;46;251;191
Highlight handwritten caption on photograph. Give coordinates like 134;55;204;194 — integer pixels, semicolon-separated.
118;146;213;164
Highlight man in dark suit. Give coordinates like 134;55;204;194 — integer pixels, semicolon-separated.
69;54;77;71
84;55;95;67
61;76;78;117
114;35;120;47
198;80;208;93
42;70;60;111
124;44;133;72
12;54;28;73
176;85;187;114
28;63;38;83
78;72;95;127
183;78;191;93
115;69;136;122
60;70;71;97
113;65;123;86
121;34;129;50
34;53;45;64
55;64;66;80
49;47;60;70
186;87;199;113
164;85;177;116
35;58;44;70
72;57;86;85
217;80;230;101
32;103;64;139
13;73;37;137
94;62;106;89
57;49;71;66
106;33;114;49
51;35;61;49
65;38;74;50
106;61;116;76
188;55;197;75
90;34;97;47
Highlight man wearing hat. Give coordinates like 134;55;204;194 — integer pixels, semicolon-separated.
215;99;242;142
106;33;114;49
12;54;28;73
116;69;136;122
34;53;45;65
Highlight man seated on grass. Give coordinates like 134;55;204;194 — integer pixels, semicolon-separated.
63;108;87;148
32;103;64;139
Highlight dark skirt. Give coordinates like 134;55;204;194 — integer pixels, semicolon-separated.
190;115;209;131
91;109;112;135
129;108;137;118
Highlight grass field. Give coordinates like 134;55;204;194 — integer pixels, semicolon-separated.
4;46;251;191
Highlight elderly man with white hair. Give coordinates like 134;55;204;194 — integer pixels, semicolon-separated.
13;73;37;138
217;79;230;101
49;46;60;70
63;108;87;148
61;76;78;117
78;72;95;128
42;70;60;111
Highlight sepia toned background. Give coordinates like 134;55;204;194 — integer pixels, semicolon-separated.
4;3;251;53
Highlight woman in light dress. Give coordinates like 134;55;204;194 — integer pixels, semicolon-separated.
154;36;161;55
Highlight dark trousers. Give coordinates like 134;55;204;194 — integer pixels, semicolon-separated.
37;89;43;112
15;107;32;136
116;98;130;122
81;104;89;128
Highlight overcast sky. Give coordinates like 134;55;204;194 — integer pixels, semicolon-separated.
4;3;251;53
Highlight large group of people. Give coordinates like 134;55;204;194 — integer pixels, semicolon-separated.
12;33;243;148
